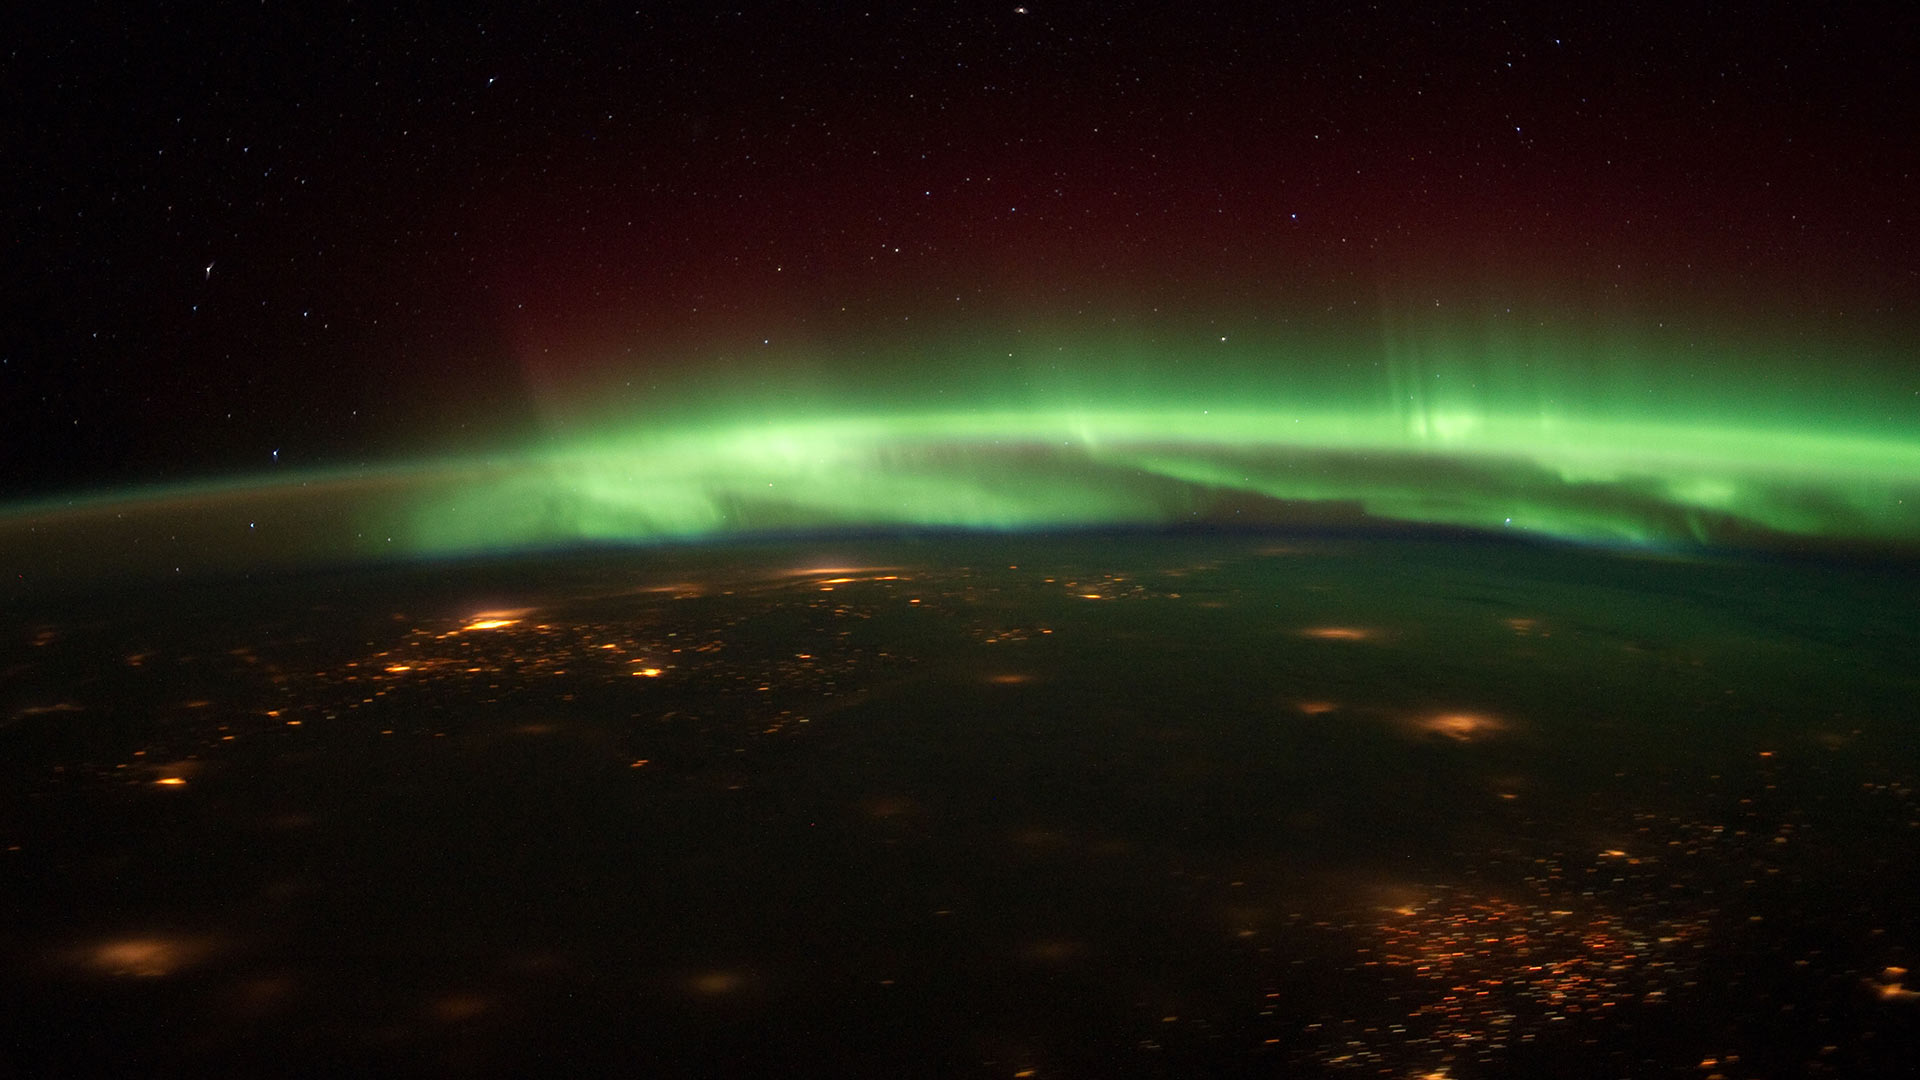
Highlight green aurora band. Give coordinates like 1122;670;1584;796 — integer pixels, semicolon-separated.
418;404;1918;551
7;321;1919;574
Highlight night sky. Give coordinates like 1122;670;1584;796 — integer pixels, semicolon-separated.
5;3;1919;564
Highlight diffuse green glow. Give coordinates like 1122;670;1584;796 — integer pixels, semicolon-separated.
434;306;1916;554
399;402;1918;556
6;317;1917;574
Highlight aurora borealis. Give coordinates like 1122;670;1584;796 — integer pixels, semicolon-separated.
5;4;1919;576
350;313;1920;552
8;312;1918;577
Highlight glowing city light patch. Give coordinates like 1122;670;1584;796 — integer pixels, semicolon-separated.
10;702;84;719
688;971;748;996
787;565;901;579
1300;627;1376;641
1868;967;1920;1001
1409;712;1505;741
76;935;217;978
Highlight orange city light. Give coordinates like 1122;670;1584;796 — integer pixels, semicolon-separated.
1301;626;1375;641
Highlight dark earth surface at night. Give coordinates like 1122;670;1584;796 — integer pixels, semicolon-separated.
4;532;1918;1077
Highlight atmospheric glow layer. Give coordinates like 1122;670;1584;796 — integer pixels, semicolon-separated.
7;321;1919;572
403;403;1918;552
